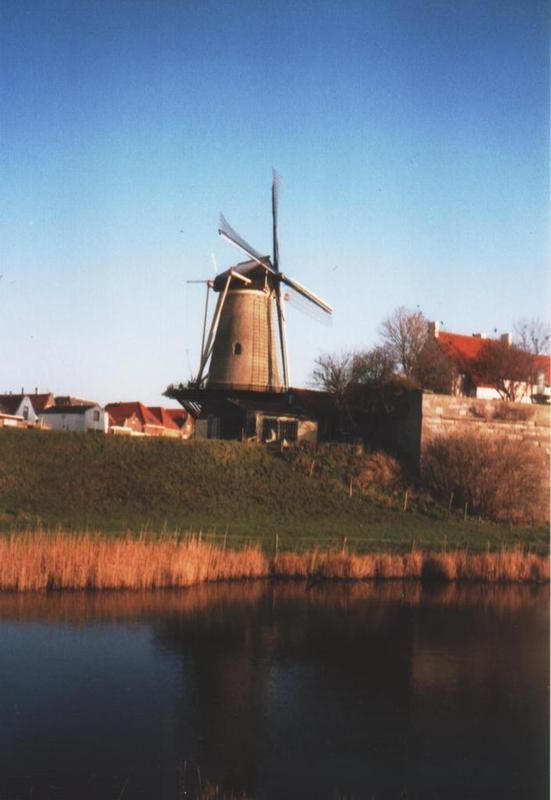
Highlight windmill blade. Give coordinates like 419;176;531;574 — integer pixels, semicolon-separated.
272;168;280;272
280;274;332;315
283;285;333;327
218;213;272;272
274;281;290;388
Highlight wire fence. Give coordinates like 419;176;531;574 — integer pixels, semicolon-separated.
171;529;549;557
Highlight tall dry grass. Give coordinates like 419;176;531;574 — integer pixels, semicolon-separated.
272;548;549;583
0;532;268;592
0;532;547;592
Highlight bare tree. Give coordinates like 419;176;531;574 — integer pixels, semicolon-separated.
379;307;428;376
473;339;534;401
350;346;396;387
514;318;550;355
412;338;457;394
311;352;353;404
513;318;550;402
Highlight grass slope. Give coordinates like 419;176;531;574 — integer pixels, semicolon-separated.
0;429;546;551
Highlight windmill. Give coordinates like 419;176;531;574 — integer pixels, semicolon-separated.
191;170;332;392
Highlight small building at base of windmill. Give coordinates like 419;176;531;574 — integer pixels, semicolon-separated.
167;386;340;446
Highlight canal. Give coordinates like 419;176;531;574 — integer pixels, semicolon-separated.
0;581;547;799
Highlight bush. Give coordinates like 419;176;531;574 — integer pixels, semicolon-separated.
281;442;405;493
356;451;405;492
422;432;549;524
469;402;534;422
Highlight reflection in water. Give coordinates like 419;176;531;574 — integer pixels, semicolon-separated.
0;582;547;799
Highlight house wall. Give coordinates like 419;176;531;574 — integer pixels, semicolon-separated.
0;414;27;429
40;407;108;433
474;383;550;404
84;407;108;432
14;396;37;425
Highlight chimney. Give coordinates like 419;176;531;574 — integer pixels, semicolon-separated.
21;386;24;394
35;387;38;394
472;333;487;339
500;333;512;346
428;321;440;339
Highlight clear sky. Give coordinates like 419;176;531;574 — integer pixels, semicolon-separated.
1;0;549;405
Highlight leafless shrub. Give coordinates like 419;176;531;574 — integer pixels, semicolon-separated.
469;403;489;419
491;403;534;422
422;432;549;524
356;451;405;492
469;402;534;422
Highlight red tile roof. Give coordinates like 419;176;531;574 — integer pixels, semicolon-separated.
147;407;181;431
534;353;551;384
105;402;162;428
436;332;487;364
54;395;95;407
435;332;550;386
30;393;55;413
164;408;187;425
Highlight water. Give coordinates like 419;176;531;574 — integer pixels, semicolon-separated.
0;582;548;800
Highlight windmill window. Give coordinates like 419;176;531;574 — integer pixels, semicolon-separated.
234;342;242;356
279;420;298;442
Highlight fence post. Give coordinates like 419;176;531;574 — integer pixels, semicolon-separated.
341;535;348;555
309;459;316;479
274;533;279;558
349;477;353;498
402;489;409;513
463;501;468;521
448;491;454;517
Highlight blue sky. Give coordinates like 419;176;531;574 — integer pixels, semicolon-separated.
1;0;549;404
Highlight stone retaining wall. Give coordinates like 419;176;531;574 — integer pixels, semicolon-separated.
421;394;550;456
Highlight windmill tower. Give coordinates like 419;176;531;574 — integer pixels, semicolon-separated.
192;171;332;392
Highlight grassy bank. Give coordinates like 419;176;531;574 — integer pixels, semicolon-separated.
0;532;547;591
0;429;547;551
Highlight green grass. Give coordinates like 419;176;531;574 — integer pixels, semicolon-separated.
0;428;547;553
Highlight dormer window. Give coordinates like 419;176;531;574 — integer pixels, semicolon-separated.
234;342;242;355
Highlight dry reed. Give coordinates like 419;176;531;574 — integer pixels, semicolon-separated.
0;532;547;592
0;532;268;592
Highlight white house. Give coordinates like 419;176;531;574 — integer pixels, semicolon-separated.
0;393;38;424
429;323;551;404
39;404;108;433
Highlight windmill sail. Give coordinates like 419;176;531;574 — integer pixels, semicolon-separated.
283;285;333;326
218;214;273;272
271;168;289;387
280;274;332;315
